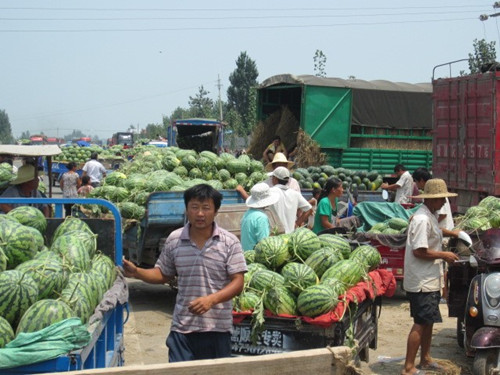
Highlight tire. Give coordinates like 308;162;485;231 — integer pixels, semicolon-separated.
457;317;465;348
472;348;500;375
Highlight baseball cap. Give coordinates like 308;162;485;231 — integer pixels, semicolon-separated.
271;166;290;180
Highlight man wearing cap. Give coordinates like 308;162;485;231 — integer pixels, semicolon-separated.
262;135;287;163
401;179;460;375
0;164;49;217
264;152;301;193
269;167;311;234
240;182;280;251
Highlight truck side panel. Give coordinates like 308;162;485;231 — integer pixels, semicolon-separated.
433;72;500;212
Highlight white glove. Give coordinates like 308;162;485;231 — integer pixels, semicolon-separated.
458;231;473;247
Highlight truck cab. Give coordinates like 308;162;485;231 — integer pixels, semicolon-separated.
168;118;224;153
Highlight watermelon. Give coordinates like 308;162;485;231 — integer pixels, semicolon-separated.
24;225;45;252
321;277;347;296
61;273;99;323
297;284;339;318
244;250;256;264
61;230;97;258
0;246;7;272
90;253;117;290
51;235;91;272
6;205;47;234
350;245;382;271
0;316;14;348
233;291;260;312
289;227;322;261
244;263;267;284
387;218;408;231
317;233;351;259
281;262;318;296
479;196;500;211
249;269;285;292
489;211;500;228
321;259;366;288
264;285;297;315
16;257;67;299
305;247;344;278
52;217;93;242
0;270;38;328
0;221;38;269
16;299;75;334
254;236;290;270
226;159;249;174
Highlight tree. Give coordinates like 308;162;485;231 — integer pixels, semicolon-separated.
20;130;31;140
313;49;327;77
0;110;15;144
227;51;259;136
469;38;497;74
188;86;215;118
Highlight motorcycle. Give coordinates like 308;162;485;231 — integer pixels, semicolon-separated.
448;228;500;375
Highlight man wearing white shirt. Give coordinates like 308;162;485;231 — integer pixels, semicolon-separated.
381;164;413;204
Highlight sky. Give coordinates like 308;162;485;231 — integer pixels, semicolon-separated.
1;1;499;140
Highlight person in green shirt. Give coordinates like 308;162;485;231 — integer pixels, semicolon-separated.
312;178;344;234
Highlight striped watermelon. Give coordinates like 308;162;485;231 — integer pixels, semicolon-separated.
24;225;45;252
51;235;91;272
289;227;322;261
244;263;267;284
249;269;285;292
61;230;97;258
281;262;318;296
0;221;38;269
7;205;47;234
16;299;75;334
321;277;347;297
0;246;7;272
16;257;67;300
244;250;256;265
0;316;14;348
297;284;339;317
318;233;351;259
305;247;344;278
321;259;366;288
0;270;38;328
233;291;261;312
90;253;117;290
61;273;99;323
254;236;290;270
349;245;382;272
264;285;297;315
52;217;93;243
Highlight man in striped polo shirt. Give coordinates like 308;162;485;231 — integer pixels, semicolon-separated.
123;184;247;362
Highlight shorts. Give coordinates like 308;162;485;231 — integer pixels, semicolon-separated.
166;331;231;362
407;291;442;325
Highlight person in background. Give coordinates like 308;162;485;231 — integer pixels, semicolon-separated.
306;187;322;230
82;152;107;188
269;167;311;234
401;179;459;375
312;178;344;234
262;135;287;163
240;182;280;251
123;143;130;150
78;175;94;197
0;164;49;217
381;164;414;204
122;184;247;362
60;162;81;217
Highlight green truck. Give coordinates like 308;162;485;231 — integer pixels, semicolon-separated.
254;74;432;174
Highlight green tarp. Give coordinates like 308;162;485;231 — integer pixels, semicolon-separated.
353;201;421;232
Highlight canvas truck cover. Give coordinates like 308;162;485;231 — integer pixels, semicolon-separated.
259;74;432;130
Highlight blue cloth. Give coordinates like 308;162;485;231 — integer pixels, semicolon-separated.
240;208;270;251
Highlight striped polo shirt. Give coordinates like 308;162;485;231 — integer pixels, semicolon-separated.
155;223;247;334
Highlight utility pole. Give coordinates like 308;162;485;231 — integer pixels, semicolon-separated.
217;74;223;121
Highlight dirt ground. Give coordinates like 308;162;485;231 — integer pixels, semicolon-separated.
123;280;474;374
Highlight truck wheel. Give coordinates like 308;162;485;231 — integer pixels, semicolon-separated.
456;317;465;348
472;348;500;375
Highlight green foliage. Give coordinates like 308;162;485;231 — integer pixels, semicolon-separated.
0;110;14;144
313;49;327;77
188;85;216;118
469;38;497;74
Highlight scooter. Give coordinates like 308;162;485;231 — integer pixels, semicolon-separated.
454;228;500;375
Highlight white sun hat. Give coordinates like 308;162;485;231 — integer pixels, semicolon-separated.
246;182;281;208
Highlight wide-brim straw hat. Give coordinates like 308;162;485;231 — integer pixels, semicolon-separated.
11;164;36;185
265;152;295;171
410;178;457;199
246;182;281;208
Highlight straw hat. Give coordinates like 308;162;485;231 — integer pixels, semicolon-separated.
410;178;457;199
265;152;295;171
11;164;36;185
246;182;281;208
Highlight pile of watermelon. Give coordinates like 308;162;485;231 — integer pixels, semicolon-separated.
0;208;117;348
292;166;383;191
234;227;382;320
456;196;500;231
85;147;267;220
367;217;409;234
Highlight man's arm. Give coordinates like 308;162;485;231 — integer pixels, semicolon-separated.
412;247;459;264
122;258;173;284
235;184;249;200
381;182;401;191
188;272;245;315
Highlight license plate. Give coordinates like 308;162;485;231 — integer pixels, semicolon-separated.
231;326;284;355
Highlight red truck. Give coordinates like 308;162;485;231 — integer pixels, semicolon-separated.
432;65;500;213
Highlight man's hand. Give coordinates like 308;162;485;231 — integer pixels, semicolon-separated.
188;295;216;315
122;258;138;278
441;251;460;264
